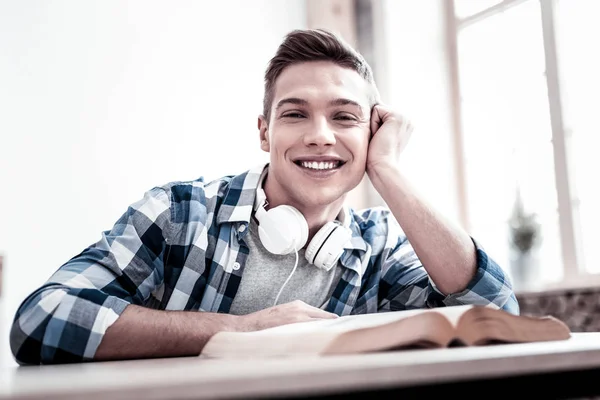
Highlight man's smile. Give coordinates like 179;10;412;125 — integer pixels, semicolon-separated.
291;155;346;178
296;160;342;170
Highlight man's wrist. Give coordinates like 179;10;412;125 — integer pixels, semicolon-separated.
189;311;248;340
367;162;403;194
226;313;255;333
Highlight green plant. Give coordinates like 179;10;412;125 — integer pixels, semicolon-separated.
508;189;541;254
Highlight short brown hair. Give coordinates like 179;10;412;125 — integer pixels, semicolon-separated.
262;28;380;122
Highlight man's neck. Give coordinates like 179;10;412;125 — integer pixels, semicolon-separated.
263;174;345;245
300;201;345;244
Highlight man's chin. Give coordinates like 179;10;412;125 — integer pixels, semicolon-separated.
292;187;347;208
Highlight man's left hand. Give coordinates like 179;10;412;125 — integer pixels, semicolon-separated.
366;104;414;177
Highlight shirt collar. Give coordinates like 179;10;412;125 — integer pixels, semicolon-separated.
215;163;267;226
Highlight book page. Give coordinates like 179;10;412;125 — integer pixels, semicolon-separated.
200;330;342;359
323;312;457;355
456;306;571;345
200;305;475;358
245;304;475;336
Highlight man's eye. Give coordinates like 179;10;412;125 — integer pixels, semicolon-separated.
282;113;305;119
335;114;357;121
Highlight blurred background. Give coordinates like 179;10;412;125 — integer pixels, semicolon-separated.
1;0;598;367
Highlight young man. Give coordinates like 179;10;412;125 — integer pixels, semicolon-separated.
10;29;518;365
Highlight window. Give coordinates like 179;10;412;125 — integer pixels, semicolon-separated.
454;0;503;19
453;0;598;289
554;0;600;274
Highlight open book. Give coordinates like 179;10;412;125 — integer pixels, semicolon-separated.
200;305;571;359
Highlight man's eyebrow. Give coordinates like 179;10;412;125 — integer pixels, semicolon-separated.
328;98;363;109
275;97;364;112
275;97;309;111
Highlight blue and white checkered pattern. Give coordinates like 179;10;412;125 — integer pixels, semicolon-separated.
10;163;518;365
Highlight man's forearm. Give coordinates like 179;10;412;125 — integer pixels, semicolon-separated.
368;164;477;295
94;304;240;361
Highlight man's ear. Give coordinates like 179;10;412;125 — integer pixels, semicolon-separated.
258;115;270;152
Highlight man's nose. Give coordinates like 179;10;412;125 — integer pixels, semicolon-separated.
303;117;336;146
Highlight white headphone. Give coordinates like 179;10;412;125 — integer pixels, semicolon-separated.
253;172;352;271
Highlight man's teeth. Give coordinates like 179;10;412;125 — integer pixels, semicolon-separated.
300;161;339;170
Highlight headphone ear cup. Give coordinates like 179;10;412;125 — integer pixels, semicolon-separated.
305;221;352;271
257;205;308;255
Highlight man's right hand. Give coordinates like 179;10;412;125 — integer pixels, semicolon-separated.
236;300;339;332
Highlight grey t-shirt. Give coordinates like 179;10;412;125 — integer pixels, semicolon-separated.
228;215;344;315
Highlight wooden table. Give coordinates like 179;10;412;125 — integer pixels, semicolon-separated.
2;333;600;399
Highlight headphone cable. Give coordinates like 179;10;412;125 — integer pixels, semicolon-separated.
273;249;299;307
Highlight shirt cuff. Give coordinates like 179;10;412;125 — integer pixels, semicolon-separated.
427;237;518;314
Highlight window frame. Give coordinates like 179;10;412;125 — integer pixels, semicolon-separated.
447;0;591;290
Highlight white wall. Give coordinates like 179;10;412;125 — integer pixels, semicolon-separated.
0;0;461;369
380;0;460;223
0;0;307;367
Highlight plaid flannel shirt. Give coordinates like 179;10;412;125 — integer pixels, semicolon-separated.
10;163;519;365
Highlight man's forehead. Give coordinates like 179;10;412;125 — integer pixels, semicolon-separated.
272;61;371;108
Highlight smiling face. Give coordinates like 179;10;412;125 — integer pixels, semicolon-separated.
258;61;372;210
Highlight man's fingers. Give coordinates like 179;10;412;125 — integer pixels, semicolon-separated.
370;106;382;137
283;300;339;319
304;307;339;319
278;300;338;318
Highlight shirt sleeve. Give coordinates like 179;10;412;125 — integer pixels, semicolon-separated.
9;187;173;365
377;227;519;315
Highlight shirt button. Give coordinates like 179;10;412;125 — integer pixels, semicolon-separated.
232;262;241;271
238;225;246;233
